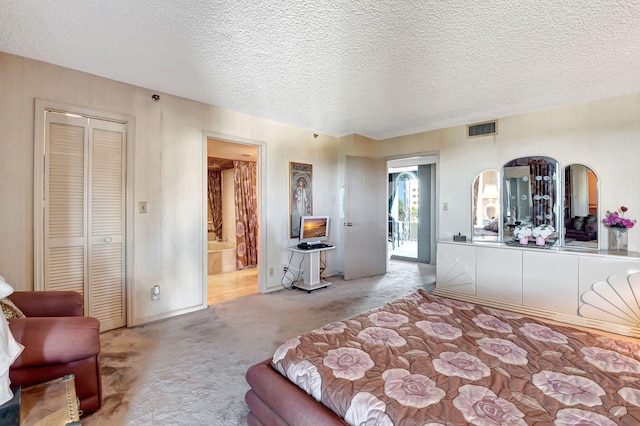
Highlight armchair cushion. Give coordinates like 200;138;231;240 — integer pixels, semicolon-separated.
6;291;102;414
565;215;598;241
572;216;586;231
9;316;100;368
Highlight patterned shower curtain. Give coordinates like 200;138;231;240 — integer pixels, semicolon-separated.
234;161;258;268
208;168;223;241
530;162;555;226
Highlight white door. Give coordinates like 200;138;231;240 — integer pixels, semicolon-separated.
40;111;126;331
343;156;387;280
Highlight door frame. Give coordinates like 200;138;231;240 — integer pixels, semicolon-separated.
33;99;136;325
386;153;438;264
202;131;266;296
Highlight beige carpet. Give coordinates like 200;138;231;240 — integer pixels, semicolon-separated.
82;259;435;425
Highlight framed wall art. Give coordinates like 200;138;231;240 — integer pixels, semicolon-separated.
290;162;313;238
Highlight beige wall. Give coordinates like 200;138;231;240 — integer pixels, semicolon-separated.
0;52;341;326
4;50;640;327
378;93;640;251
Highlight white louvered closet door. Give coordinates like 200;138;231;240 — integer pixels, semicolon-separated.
44;112;126;331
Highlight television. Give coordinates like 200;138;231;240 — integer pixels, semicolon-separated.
299;215;330;246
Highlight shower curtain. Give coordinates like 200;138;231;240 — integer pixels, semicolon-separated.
530;162;555;226
234;161;258;268
208;168;223;241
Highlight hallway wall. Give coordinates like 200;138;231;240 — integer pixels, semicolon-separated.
0;52;341;327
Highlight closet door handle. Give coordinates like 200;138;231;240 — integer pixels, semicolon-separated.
104;237;113;243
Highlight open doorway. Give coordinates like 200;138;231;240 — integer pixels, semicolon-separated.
387;156;436;264
206;137;259;304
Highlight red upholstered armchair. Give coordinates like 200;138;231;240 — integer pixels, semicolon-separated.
7;291;102;414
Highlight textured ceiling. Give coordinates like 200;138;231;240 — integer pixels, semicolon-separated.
2;1;640;139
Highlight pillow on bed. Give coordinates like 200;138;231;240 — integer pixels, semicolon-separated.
0;298;25;319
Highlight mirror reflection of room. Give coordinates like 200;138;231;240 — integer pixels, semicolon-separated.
502;156;558;242
564;164;598;249
503;166;532;226
472;169;500;241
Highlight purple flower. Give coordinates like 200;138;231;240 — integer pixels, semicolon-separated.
602;208;636;229
621;218;635;228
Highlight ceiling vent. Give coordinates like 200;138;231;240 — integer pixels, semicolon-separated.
467;120;497;138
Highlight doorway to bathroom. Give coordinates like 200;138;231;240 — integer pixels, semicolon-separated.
207;137;259;304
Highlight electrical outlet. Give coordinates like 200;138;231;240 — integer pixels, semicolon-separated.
282;264;288;272
151;284;160;301
269;267;274;277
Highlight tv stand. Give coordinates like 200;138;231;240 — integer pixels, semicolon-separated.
288;245;335;292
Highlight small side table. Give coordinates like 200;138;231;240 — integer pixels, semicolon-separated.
21;375;80;426
288;245;335;292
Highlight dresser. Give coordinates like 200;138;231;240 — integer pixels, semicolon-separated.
436;241;640;337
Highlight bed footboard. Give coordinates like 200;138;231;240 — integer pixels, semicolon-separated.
245;359;347;426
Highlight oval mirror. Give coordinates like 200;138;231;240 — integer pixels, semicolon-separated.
502;156;559;245
472;169;500;242
563;164;598;249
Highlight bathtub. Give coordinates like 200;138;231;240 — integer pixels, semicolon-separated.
208;241;237;275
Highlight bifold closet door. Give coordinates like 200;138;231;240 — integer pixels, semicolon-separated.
87;121;126;331
45;115;88;298
44;112;126;331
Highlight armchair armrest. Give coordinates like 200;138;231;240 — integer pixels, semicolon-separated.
9;291;83;317
9;316;100;368
585;221;598;239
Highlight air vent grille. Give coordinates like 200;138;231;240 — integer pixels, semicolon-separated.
467;121;497;137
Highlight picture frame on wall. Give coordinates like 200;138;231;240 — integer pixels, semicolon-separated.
290;162;313;238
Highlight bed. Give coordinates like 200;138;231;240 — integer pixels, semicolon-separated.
245;289;640;425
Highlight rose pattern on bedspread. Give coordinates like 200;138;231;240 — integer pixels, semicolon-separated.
382;369;445;409
477;338;528;365
271;289;640;425
323;347;374;380
453;384;527;425
532;371;606;407
344;392;393;426
581;346;640;374
357;327;407;347
286;359;323;401
432;351;491;381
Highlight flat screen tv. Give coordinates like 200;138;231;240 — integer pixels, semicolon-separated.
299;215;330;246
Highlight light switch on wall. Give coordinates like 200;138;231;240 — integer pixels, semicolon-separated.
443;202;448;211
139;201;147;213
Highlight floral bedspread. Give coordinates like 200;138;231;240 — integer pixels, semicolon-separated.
272;289;640;425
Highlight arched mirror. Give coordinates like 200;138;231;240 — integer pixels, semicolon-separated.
502;156;559;244
472;169;500;242
563;164;598;249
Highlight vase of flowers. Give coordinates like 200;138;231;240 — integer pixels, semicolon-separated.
602;206;636;252
532;224;555;246
514;224;533;245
